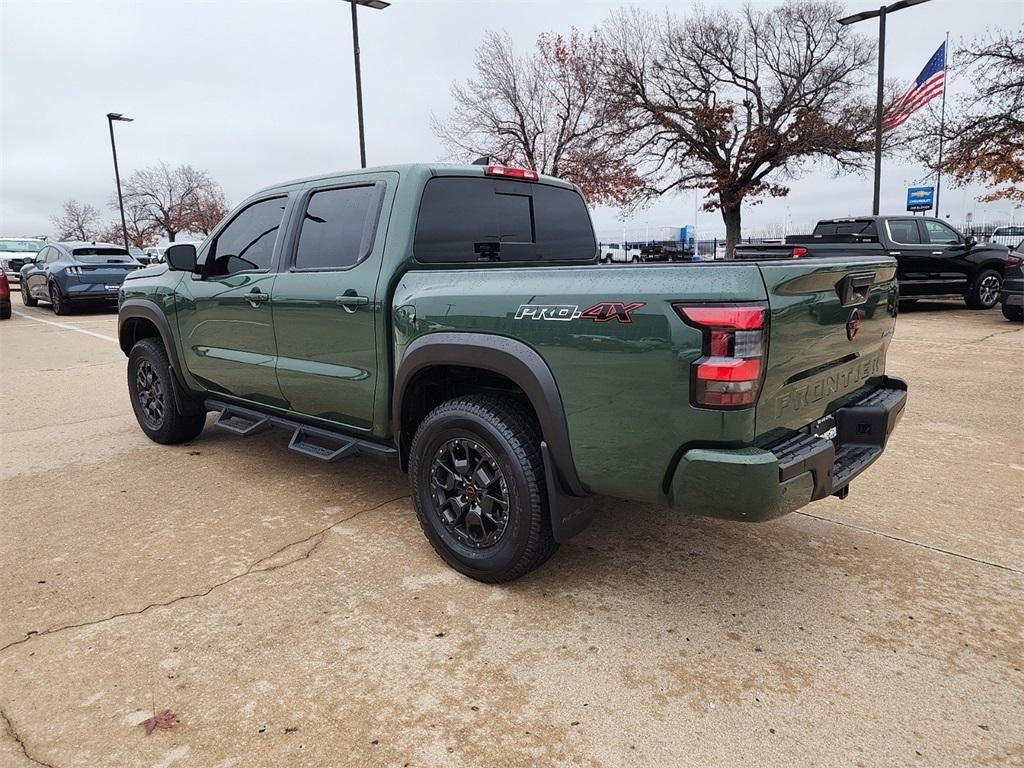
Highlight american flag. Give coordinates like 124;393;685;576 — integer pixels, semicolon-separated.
882;42;946;132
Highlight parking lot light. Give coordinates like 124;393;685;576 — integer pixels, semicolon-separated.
838;0;932;216
106;112;133;249
345;0;390;168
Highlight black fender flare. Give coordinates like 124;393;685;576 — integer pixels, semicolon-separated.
393;333;586;499
118;299;203;414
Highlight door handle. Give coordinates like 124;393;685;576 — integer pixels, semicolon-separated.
336;290;369;314
246;289;270;308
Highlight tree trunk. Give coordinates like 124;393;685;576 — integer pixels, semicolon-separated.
167;231;177;243
721;203;742;259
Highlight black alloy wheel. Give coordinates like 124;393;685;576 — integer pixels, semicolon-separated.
430;438;510;549
135;359;165;429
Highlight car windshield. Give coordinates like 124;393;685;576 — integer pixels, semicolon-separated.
1016;240;1024;253
0;239;43;252
72;247;133;263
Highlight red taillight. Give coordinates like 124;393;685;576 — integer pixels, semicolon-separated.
1004;254;1022;267
484;164;539;181
792;246;808;258
675;304;768;409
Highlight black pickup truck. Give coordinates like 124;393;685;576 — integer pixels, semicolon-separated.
640;241;692;262
734;216;1021;309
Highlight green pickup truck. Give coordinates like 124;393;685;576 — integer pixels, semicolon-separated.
118;163;907;582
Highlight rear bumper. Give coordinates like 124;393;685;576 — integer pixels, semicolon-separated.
669;376;908;522
64;283;122;301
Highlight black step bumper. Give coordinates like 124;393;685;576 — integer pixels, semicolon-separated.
769;377;908;501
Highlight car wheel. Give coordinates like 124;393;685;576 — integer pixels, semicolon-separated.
1002;302;1024;322
408;394;558;583
48;282;71;315
0;302;10;320
21;280;38;307
128;338;207;444
966;269;1002;309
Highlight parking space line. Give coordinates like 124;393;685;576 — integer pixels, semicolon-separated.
11;310;118;344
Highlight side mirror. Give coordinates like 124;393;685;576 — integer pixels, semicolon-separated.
964;234;977;249
165;243;197;272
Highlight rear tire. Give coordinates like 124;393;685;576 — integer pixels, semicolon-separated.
49;282;71;315
966;269;1002;309
128;338;207;444
1002;302;1024;322
0;302;10;320
21;280;37;307
408;394;558;583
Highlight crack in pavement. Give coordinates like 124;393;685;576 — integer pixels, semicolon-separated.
1;708;58;768
966;327;1021;345
0;493;410;656
795;510;1024;576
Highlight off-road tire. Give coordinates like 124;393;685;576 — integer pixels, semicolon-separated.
1002;302;1024;322
48;282;71;315
409;394;558;583
128;338;207;444
21;280;37;307
966;269;1002;309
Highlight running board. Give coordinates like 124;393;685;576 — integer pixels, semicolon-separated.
215;408;271;436
207;399;397;462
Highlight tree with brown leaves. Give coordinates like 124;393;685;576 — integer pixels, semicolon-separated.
599;1;879;255
51;200;104;241
432;29;642;206
122;162;225;242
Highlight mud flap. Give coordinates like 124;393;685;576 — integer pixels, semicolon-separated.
541;441;592;542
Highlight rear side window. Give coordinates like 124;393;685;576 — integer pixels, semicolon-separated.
293;185;380;270
414;177;595;263
887;220;922;244
207;197;287;276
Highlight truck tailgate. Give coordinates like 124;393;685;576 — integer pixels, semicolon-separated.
755;256;898;441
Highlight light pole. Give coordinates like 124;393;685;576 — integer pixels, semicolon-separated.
106;112;133;249
346;0;389;168
838;0;931;216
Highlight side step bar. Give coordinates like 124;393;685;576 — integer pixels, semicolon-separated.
207;399;397;463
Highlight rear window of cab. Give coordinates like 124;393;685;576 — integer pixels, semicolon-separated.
413;177;596;263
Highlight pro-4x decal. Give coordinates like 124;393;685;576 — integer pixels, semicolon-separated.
515;301;645;324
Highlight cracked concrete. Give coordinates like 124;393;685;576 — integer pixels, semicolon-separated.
1;296;1022;767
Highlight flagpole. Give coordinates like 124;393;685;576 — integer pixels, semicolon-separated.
935;31;949;218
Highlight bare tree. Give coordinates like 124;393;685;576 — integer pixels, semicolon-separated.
100;196;161;248
913;29;1023;205
599;1;879;255
51;200;103;241
433;30;642;205
122;162;223;242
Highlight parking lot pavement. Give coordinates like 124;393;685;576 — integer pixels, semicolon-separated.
1;294;1021;768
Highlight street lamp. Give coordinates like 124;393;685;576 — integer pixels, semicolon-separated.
838;0;931;216
106;112;133;249
346;0;389;168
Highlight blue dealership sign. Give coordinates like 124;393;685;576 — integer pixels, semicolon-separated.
907;186;934;211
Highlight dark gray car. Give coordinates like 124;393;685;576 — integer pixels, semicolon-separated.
20;241;142;314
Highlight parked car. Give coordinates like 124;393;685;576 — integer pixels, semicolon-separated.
20;241;143;315
989;225;1024;248
1000;239;1024;322
640;241;693;262
118;162;907;583
0;272;11;319
0;237;45;283
734;216;1020;309
599;243;641;263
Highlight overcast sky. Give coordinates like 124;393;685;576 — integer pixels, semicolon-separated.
2;0;1021;243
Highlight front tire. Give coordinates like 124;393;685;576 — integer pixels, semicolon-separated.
966;269;1002;309
128;338;207;444
1002;302;1024;322
21;280;37;307
408;395;558;583
48;282;71;315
